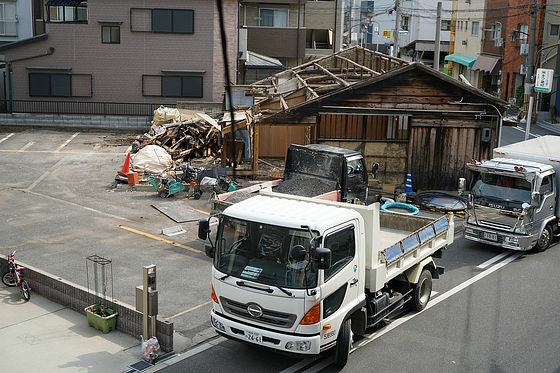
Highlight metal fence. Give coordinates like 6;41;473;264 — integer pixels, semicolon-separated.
8;100;176;117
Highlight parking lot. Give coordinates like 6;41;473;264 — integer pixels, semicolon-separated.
0;127;216;352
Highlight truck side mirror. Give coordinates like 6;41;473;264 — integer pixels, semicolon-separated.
314;247;331;270
531;191;541;207
198;218;210;240
371;163;379;179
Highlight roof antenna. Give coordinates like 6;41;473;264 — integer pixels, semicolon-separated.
217;0;237;180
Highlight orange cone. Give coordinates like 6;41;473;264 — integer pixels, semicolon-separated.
116;152;131;180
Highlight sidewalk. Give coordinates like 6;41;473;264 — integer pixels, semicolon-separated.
536;119;560;135
0;287;141;372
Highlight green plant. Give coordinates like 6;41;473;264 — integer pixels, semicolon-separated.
515;86;525;107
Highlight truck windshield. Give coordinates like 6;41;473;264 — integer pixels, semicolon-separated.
472;173;532;203
215;217;318;289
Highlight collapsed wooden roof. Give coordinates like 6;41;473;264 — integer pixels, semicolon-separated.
235;46;410;116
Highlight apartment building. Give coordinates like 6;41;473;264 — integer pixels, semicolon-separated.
445;0;485;88
0;0;238;109
239;0;344;70
540;0;560;117
397;0;452;66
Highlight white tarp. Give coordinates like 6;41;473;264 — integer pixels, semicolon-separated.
132;145;172;174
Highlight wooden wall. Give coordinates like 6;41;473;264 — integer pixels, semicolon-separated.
257;124;308;158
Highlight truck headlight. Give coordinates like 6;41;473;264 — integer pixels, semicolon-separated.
504;236;519;245
211;316;226;331
285;341;311;351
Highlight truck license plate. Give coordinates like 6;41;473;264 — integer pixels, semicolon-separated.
244;330;262;343
483;232;498;241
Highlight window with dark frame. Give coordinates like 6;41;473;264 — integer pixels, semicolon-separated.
47;2;88;23
102;25;120;43
161;76;203;98
29;73;71;97
152;9;194;33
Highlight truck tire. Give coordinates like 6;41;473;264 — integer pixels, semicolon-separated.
333;319;351;368
533;225;553;252
411;269;432;312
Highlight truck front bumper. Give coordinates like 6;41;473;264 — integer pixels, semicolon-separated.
463;224;536;251
211;310;322;355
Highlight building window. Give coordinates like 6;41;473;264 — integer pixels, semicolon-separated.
441;20;451;31
550;24;559;36
29;73;71;97
519;23;528;42
259;8;288;27
491;22;502;40
48;2;87;23
459;21;463;30
401;16;409;31
0;2;17;36
162;76;203;98
465;21;468;31
471;21;479;36
102;26;120;43
152;9;194;33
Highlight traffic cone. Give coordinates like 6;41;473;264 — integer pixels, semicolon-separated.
404;170;413;194
115;152;131;181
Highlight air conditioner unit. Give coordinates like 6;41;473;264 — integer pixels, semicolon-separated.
494;37;503;47
462;40;468;45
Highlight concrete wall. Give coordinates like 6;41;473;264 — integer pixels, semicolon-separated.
0;256;174;352
0;113;151;131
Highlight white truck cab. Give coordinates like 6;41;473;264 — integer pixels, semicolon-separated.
199;192;454;367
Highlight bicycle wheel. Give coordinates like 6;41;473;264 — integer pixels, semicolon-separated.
2;271;16;287
20;280;31;301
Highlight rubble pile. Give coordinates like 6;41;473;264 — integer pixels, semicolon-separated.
140;107;221;163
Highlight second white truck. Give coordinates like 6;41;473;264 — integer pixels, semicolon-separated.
198;191;454;367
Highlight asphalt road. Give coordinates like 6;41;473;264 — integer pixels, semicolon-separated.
2;125;560;373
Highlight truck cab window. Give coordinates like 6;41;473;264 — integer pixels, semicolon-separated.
324;226;355;281
540;175;553;195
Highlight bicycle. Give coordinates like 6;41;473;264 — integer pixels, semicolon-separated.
2;250;31;301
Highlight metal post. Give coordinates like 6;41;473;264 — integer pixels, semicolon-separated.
525;95;534;140
393;0;400;57
434;2;442;71
524;0;538;109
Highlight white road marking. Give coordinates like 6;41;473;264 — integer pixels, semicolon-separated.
26;159;65;192
167;301;212;320
476;251;512;269
18;141;35;152
512;126;539;138
54;132;79;152
350;252;522;352
0;133;14;144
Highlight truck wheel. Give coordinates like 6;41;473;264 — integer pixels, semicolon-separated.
534;225;553;252
333;319;351;368
411;269;432;312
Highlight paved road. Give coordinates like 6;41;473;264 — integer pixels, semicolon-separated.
0;127;216;354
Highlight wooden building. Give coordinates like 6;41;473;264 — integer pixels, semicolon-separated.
228;47;509;191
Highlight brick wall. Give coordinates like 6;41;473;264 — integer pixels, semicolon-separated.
0;256;173;352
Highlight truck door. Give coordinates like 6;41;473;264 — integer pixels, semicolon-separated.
345;156;368;202
319;223;361;346
535;173;555;224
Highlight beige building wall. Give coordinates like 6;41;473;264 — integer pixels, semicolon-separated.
2;0;238;104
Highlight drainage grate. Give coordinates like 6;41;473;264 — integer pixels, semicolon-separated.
127;360;153;372
154;351;176;363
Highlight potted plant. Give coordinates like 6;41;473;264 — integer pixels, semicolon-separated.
85;255;118;333
85;304;118;333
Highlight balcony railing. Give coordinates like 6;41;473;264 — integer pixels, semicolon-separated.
7;100;176;117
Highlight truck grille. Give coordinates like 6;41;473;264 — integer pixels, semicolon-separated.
220;297;297;328
479;220;511;231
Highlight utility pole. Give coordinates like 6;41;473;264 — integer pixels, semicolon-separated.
393;0;400;57
434;2;442;70
524;0;538;112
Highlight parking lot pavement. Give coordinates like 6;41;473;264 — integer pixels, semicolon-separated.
0;287;140;372
0;128;218;355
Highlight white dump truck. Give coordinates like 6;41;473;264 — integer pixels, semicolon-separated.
198;191;454;367
461;135;560;252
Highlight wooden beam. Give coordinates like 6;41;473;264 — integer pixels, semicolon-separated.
313;63;350;87
335;55;380;76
